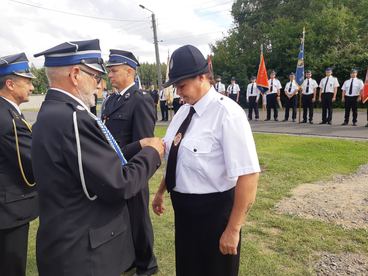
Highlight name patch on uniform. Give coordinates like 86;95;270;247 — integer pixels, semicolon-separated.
173;133;182;146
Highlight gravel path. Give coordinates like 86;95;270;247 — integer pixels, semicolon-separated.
275;164;368;230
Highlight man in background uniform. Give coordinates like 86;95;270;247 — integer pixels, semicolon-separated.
266;70;282;121
226;77;240;102
149;85;159;121
32;39;163;276
319;67;339;125
341;69;364;126
214;76;226;95
0;53;38;276
158;86;168;121
283;72;298;122
172;87;183;114
301;70;318;124
102;49;158;276
246;76;259;120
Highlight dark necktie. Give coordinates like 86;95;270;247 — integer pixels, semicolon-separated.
349;79;354;95
251;84;254;94
323;77;329;93
289;82;292;92
306;79;310;93
165;107;196;192
231;85;234;94
215;83;218;91
270;80;273;92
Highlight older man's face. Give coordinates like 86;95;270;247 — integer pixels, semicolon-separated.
77;66;102;108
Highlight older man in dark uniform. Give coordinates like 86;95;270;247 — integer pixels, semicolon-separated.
102;49;158;276
32;39;164;276
0;53;38;276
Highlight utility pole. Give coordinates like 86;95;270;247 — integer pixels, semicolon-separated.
139;5;162;88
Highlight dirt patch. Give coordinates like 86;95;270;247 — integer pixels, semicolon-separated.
275;164;368;230
314;252;368;275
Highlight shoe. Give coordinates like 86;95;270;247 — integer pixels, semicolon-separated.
341;122;348;126
274;118;279;121
309;121;313;124
319;122;326;125
264;119;270;121
282;119;288;122
365;123;368;127
301;120;307;123
327;122;332;125
352;122;357;126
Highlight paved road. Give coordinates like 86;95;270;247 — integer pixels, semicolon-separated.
23;109;368;140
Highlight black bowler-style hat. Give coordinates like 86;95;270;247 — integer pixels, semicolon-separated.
163;45;208;88
0;53;35;79
34;39;106;73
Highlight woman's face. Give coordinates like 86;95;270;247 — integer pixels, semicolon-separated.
174;76;202;105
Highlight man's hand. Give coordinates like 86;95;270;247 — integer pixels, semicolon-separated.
312;97;316;103
152;190;165;216
219;227;240;255
140;137;164;158
341;97;345;103
332;97;336;102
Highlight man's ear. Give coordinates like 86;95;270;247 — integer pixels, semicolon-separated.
5;78;15;91
70;66;80;86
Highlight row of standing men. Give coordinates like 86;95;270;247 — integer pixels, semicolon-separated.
214;68;368;126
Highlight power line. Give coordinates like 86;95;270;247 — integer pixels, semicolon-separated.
9;0;148;22
162;30;228;43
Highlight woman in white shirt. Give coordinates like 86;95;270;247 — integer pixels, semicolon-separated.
152;45;260;276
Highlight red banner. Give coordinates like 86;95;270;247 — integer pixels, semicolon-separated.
363;69;368;103
256;53;269;94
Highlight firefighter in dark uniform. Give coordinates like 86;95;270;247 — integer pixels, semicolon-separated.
102;49;158;276
0;53;38;276
32;39;164;276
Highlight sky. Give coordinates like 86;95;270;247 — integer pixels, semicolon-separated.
1;0;235;67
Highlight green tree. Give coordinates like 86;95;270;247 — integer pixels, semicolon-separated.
212;0;368;107
30;66;48;94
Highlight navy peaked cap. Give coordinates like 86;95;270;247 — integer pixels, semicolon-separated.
34;39;106;73
106;50;140;69
0;53;35;78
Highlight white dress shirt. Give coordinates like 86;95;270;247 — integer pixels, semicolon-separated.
301;78;318;95
159;89;167;101
226;83;240;95
1;96;21;115
342;78;364;97
267;78;282;94
319;76;340;93
214;82;226;93
164;87;260;194
246;83;260;101
284;80;299;96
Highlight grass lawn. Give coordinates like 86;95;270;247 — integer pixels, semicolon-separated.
27;127;368;275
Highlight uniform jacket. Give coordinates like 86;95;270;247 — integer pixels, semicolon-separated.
0;97;38;230
32;89;161;276
101;85;155;148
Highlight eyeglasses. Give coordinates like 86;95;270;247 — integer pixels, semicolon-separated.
79;67;102;84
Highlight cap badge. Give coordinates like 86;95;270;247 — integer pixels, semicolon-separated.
77;105;85;111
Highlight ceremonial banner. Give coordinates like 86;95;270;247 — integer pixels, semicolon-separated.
256;52;269;95
363;69;368;103
295;29;305;86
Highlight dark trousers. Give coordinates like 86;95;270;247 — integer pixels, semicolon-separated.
266;93;278;120
302;94;314;122
160;100;168;121
284;95;297;120
173;98;182;114
344;96;358;123
248;96;259;120
0;223;29;276
171;188;240;276
321;93;334;123
127;186;157;274
229;93;238;102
